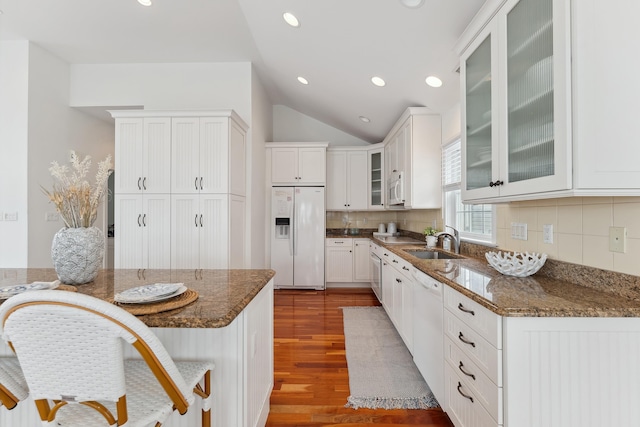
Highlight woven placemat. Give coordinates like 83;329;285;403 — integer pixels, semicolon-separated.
56;284;77;292
110;288;199;315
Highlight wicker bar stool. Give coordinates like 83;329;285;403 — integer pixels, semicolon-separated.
0;356;28;410
0;290;214;427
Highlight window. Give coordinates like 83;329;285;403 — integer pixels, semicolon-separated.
442;139;494;243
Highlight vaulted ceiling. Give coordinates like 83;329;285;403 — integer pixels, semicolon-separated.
0;0;485;142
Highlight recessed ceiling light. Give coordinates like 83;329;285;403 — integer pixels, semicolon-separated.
359;116;371;123
400;0;425;8
371;76;386;87
425;76;443;88
283;12;300;27
137;0;152;6
297;76;309;85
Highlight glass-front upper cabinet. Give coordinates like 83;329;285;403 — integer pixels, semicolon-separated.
505;0;554;184
460;0;571;202
368;146;385;210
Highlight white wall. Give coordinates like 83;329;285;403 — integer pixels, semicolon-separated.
442;103;461;145
26;43;115;267
70;62;252;122
273;105;370;146
0;41;30;267
249;69;272;268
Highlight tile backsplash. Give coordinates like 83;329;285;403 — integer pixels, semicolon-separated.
328;196;640;277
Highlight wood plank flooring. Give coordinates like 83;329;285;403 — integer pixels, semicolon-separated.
266;288;454;427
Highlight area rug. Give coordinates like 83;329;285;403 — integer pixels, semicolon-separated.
341;306;439;410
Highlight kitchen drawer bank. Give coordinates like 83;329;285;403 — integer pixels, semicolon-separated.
0;268;275;427
375;242;640;427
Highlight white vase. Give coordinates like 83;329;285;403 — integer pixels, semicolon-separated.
425;235;438;248
51;227;104;285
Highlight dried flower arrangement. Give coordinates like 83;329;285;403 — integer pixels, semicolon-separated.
42;151;113;228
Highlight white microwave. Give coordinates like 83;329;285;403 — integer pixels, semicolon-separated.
387;171;404;206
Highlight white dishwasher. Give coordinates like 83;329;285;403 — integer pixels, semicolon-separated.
412;267;444;406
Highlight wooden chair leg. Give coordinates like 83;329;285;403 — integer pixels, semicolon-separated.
202;370;211;427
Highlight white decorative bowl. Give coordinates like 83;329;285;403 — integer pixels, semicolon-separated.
485;251;547;277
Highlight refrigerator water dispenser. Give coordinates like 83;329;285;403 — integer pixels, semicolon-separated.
275;217;290;239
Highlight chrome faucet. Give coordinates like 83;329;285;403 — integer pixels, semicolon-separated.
436;225;460;254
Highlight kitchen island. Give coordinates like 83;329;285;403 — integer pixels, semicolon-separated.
0;268;275;427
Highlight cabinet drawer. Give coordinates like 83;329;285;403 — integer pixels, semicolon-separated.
444;286;502;348
445;336;502;423
325;238;353;247
444;310;502;385
445;362;500;427
389;253;412;277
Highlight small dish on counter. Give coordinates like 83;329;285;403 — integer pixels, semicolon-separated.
485;251;547;277
115;283;187;304
0;280;61;299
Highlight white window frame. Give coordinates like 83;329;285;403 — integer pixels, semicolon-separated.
442;138;496;244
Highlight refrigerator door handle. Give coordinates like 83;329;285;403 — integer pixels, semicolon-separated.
293;209;298;256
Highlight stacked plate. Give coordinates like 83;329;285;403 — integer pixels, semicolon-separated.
0;280;61;300
115;283;187;304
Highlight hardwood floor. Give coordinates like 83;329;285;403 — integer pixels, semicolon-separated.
266;288;454;427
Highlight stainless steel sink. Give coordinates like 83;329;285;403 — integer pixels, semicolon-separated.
403;249;459;260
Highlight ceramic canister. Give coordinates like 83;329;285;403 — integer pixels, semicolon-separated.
378;223;386;233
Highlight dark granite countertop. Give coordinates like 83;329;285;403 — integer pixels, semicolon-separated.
0;268;275;328
370;238;640;318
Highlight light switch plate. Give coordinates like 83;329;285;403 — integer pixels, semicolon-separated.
609;227;627;253
45;212;60;222
511;222;528;240
4;212;17;221
543;224;554;244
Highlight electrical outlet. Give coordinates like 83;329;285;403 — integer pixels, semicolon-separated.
609;227;627;253
4;212;17;221
543;224;554;244
511;222;528;240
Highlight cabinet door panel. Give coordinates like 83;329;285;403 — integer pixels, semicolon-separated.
229;120;246;196
115;118;144;194
143;195;171;269
114;195;143;268
171;195;200;269
171;117;200;194
229;195;245;268
368;149;384;209
271;148;298;184
325;246;353;282
143;118;171;194
352;239;370;282
200;117;228;194
326;151;347;210
347;151;368;210
200;195;229;269
298;148;326;184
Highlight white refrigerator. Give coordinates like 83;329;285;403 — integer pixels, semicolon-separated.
271;187;325;289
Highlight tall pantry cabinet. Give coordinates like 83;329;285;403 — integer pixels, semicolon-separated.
110;110;248;270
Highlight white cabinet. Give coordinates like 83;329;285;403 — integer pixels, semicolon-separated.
459;0;640;201
114;194;171;269
382;108;442;209
326;149;368;211
325;239;353;282
352;239;370;282
443;285;503;427
268;144;327;185
171;194;245;270
368;145;385;209
459;0;571;203
171;116;246;196
325;238;370;284
114;117;171;195
110;110;248;270
380;248;414;353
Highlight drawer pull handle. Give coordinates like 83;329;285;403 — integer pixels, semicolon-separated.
458;362;476;380
458;303;475;316
395;278;402;283
402;266;410;271
457;382;474;403
392;259;398;263
458;332;476;348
